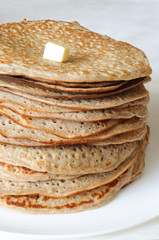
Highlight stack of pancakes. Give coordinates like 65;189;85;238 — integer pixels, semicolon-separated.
0;20;152;213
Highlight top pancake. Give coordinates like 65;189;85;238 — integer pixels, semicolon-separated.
0;20;152;83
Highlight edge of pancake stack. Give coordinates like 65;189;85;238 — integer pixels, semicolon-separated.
0;19;152;214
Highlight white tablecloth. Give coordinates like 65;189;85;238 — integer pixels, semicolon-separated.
0;0;159;239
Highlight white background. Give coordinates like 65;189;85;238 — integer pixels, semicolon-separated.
0;0;159;239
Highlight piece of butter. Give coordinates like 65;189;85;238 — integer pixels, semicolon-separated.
43;42;69;62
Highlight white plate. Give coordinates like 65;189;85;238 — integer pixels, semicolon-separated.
0;85;158;240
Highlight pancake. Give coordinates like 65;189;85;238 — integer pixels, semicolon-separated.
0;72;120;87
0;114;119;139
27;76;150;93
90;125;148;146
0;109;120;139
0;140;138;175
0;75;126;94
22;79;123;94
0;126;147;168
0;100;149;122
0;84;148;110
0;140;144;197
0;125;147;148
0;90;149;114
0;151;145;214
0;20;152;82
0;162;82;181
0;106;147;137
0;19;151;214
0;117;146;146
0;75;147;99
